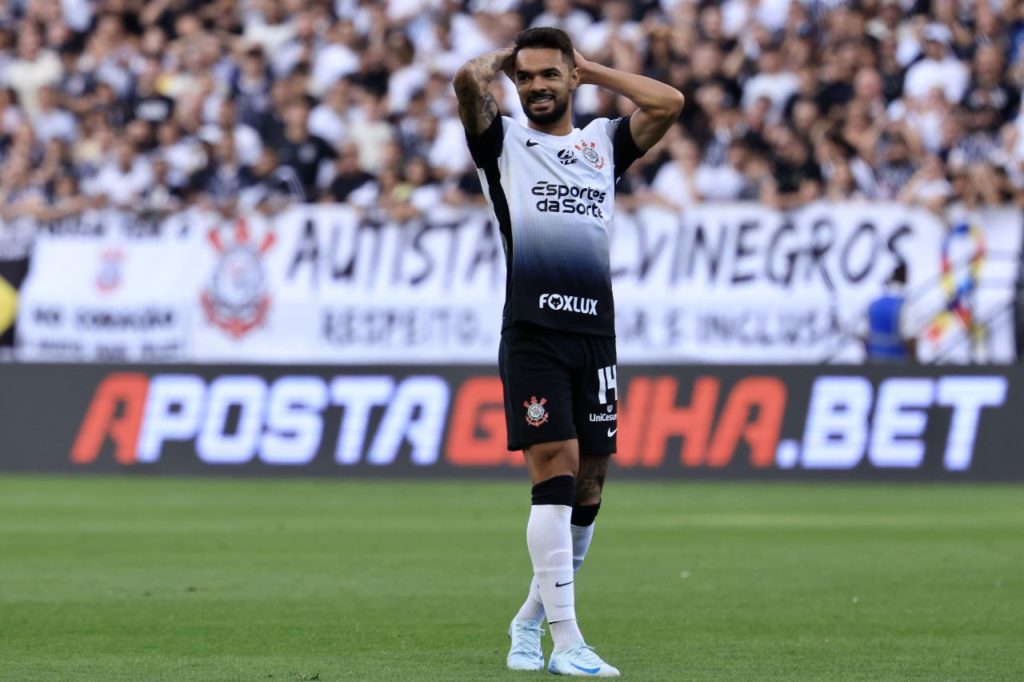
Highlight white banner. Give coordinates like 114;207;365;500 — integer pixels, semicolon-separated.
11;202;1022;364
609;203;1021;363
15;210;197;361
188;205;504;362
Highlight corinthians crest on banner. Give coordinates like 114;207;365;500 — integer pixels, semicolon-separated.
201;217;276;339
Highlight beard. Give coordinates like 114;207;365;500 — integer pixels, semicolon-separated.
523;92;570;125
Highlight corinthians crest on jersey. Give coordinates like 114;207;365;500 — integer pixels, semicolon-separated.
201;218;276;339
574;140;606;169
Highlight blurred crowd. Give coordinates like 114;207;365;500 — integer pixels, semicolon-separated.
1;0;1024;223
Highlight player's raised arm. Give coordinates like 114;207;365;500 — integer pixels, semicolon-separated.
574;50;684;152
453;48;515;136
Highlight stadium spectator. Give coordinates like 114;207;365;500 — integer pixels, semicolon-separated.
861;262;917;363
208;99;264;168
876;33;906;104
903;23;970;106
196;130;248;210
875;130;918;200
650;134;703;210
327;140;375;205
6;26;63;119
230;43;275;131
308;78;351;148
736;148;774;201
238;146;305;213
696;138;747;201
311;19;360;98
346;89;393;176
128;60;176;132
849;67;889;131
763;126;822;208
274;9;324;79
824;160;863;201
577;0;643;62
788;95;821;141
440;167;487;208
242;0;297;60
815;38;857;119
273;96;335;199
85;139;154;209
0;87;22;139
404;156;442;214
372;164;417;222
154;120;204;190
823;129;878;197
529;0;592;45
140;155;183;215
31;85;76;144
741;39;799;123
0;154;44;217
962;45;1020;136
899;153;953;213
386;32;428;116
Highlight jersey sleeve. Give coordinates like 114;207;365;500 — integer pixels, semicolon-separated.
465;115;505;169
608;114;644;182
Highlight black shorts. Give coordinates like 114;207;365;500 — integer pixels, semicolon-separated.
499;323;618;454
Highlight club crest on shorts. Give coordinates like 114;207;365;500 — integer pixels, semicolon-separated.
524;396;549;427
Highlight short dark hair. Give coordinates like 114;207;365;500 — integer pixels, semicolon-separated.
513;27;575;69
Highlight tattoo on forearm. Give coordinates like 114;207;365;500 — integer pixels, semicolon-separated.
455;51;511;132
470;52;507;75
480;92;498;122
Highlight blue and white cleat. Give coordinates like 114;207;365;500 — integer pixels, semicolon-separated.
547;642;620;677
507;618;545;671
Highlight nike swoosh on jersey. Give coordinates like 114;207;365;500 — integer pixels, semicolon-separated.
607;428;617;437
526;139;539;147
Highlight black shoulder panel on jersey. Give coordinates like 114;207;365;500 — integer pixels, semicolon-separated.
474;116;512;273
465;114;505;169
611;114;643;182
476;120;514;326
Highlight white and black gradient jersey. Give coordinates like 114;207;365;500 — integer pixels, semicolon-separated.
467;114;643;337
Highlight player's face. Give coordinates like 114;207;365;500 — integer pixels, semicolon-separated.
514;48;578;126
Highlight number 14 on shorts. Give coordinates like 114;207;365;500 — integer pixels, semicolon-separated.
597;365;617;405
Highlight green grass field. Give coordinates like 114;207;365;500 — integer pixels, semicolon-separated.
0;477;1021;681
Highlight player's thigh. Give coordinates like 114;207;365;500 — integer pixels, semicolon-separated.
499;325;578;454
572;334;618;457
524;438;580;483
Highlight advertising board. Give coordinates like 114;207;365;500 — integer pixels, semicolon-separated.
2;363;1018;480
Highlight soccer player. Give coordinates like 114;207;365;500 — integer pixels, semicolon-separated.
454;28;683;677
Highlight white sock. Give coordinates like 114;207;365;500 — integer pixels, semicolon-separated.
514;578;544;622
515;522;597;623
571;523;595;572
526;504;578;645
550;618;584;650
